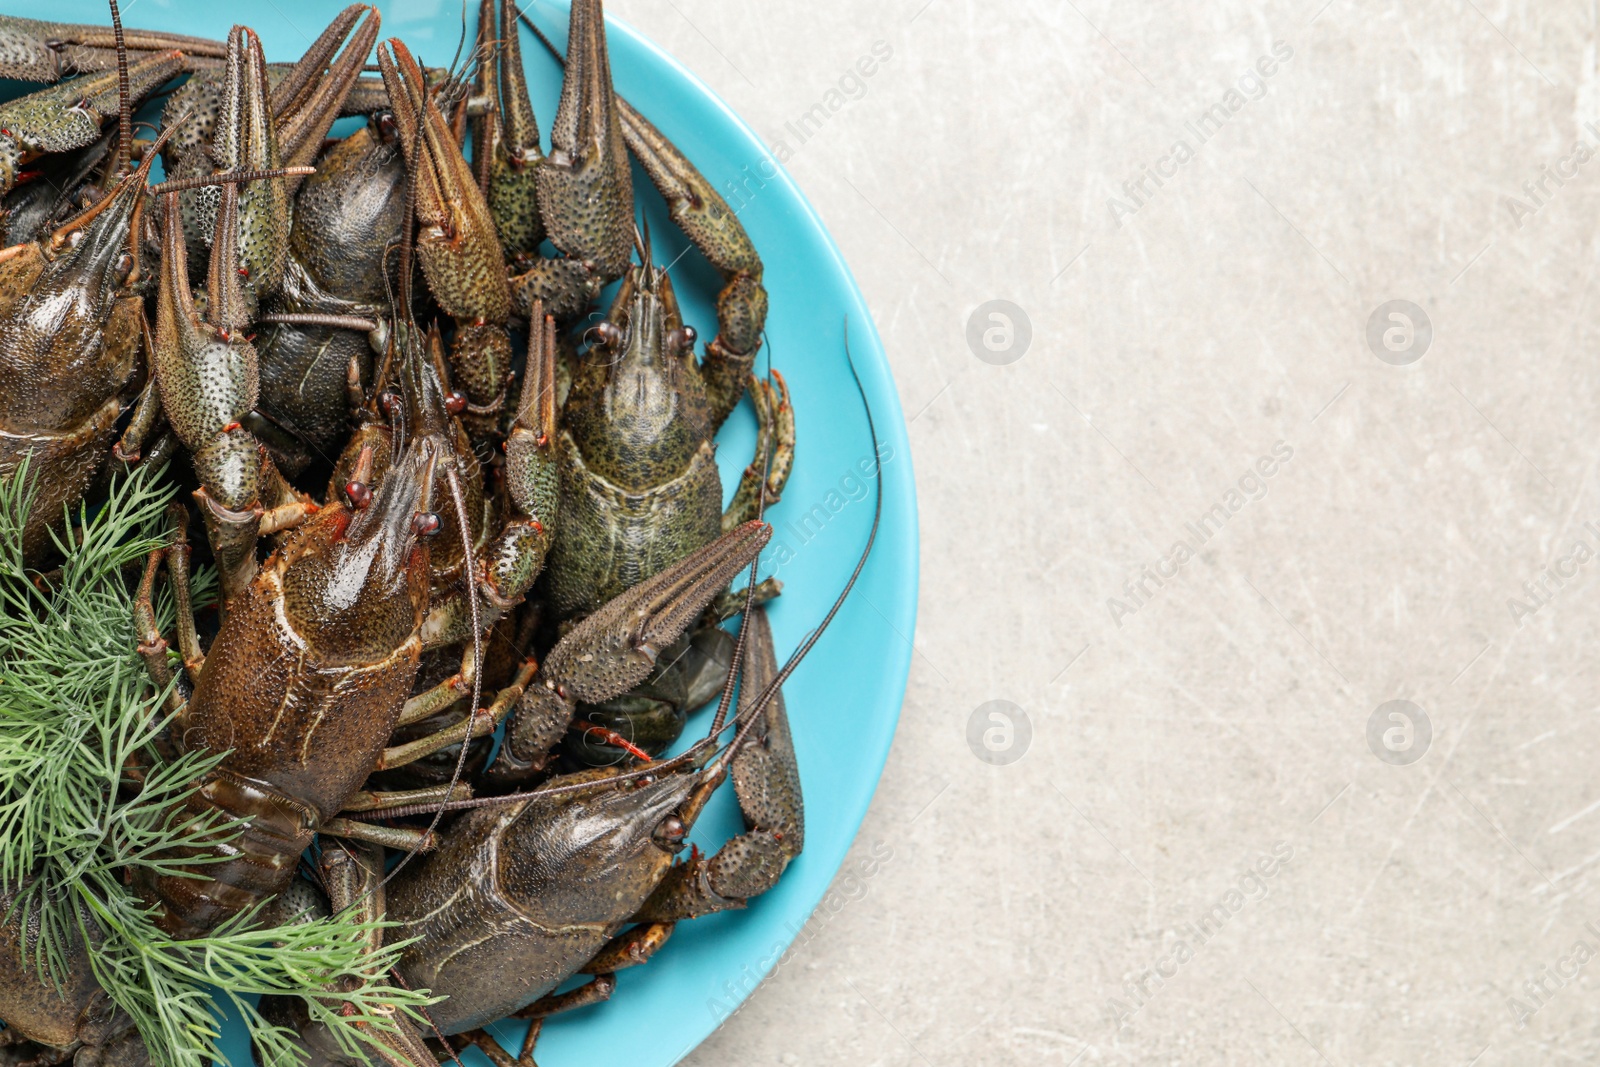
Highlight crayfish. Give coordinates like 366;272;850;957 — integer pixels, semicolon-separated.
0;0;878;1063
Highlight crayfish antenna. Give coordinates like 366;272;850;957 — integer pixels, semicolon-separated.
706;375;776;739
108;0;132;177
429;462;482;827
633;217;649;268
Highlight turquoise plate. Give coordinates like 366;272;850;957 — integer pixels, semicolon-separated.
4;1;917;1063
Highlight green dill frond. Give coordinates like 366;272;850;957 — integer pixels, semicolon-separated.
0;458;435;1067
86;889;433;1067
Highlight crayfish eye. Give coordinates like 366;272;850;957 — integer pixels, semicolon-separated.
412;512;442;538
653;815;687;848
344;480;373;509
444;392;467;416
379;391;401;417
113;252;134;283
588;321;623;349
375;112;398;143
667;325;697;354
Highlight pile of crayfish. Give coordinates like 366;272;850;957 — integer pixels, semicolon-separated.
0;1;876;1063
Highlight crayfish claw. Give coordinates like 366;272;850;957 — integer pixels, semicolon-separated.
540;521;771;705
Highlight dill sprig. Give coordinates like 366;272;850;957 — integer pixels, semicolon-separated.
0;459;436;1067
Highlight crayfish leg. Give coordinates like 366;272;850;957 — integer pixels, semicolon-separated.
319;817;437;854
450;972;619;1065
377;658;535;770
579;921;675;975
614;97;767;430
132;503;204;720
722;370;794;531
340;782;473;814
632;605;802;923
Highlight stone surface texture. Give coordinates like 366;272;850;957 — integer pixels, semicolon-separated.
604;2;1599;1064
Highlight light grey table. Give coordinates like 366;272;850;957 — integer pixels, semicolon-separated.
608;2;1600;1063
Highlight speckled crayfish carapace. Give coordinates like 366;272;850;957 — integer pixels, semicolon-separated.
535;257;793;768
0;130;163;562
